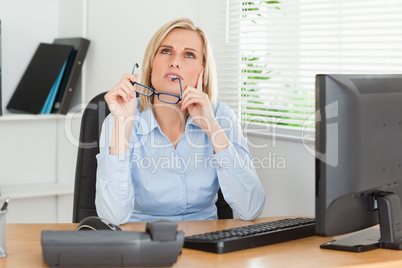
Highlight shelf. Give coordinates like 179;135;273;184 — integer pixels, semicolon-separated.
0;112;83;122
0;114;65;122
0;182;74;200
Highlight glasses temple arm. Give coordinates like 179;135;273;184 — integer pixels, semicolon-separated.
131;63;139;75
172;77;182;99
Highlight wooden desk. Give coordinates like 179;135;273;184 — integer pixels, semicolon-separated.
1;217;402;267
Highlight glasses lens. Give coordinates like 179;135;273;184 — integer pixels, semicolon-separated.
158;93;180;104
134;83;153;97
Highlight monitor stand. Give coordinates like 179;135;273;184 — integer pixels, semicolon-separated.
320;228;380;252
376;192;402;250
320;191;402;252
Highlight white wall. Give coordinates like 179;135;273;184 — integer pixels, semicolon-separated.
248;134;315;217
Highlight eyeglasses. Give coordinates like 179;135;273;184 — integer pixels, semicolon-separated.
131;63;182;104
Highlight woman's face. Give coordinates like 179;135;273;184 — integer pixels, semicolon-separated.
151;28;204;97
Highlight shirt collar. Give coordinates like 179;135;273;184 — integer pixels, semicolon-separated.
136;108;201;135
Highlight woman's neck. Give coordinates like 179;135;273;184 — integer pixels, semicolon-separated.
153;102;187;148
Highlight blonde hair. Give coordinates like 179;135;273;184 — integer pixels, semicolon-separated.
139;18;217;111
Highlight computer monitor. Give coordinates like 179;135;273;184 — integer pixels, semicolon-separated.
315;74;402;252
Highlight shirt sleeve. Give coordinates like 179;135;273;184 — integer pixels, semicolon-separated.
210;103;266;220
95;114;135;225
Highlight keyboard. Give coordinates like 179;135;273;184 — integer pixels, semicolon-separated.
184;217;315;254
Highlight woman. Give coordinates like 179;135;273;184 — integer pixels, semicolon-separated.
96;18;265;224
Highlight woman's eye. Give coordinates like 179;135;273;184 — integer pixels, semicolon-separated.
185;52;195;58
161;49;171;55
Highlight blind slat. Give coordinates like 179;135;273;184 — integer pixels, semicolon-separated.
242;103;312;113
242;97;312;106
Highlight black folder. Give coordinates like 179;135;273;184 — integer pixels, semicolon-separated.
52;37;90;114
7;43;73;114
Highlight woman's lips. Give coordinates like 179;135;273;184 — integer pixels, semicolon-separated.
164;72;183;81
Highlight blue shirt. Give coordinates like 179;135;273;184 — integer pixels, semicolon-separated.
95;99;265;224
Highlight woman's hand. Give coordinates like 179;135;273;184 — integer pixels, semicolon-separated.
181;70;229;153
105;74;138;119
105;74;138;156
181;70;216;130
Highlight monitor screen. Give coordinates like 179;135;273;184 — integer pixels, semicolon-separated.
315;74;402;252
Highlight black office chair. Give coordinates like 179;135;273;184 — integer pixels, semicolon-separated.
73;92;233;223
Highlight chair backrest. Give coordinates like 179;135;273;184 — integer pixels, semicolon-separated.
73;92;110;223
73;92;232;223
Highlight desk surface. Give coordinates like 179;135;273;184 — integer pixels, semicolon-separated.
2;217;402;268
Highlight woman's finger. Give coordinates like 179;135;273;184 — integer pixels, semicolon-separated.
196;69;204;91
123;79;136;96
182;93;205;110
129;74;139;84
182;86;194;101
120;73;137;83
182;88;199;106
121;83;135;102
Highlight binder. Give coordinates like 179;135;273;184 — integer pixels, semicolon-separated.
6;43;74;114
40;60;68;114
52;37;90;114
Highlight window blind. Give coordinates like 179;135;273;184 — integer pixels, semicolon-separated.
215;0;402;141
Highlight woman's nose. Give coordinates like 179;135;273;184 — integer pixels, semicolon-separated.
170;62;180;68
169;56;181;68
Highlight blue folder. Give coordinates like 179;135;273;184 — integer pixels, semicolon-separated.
40;60;68;114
